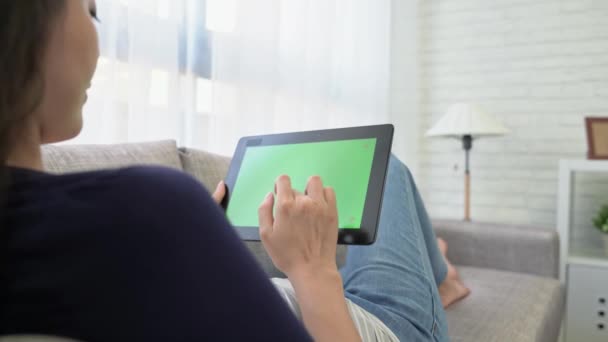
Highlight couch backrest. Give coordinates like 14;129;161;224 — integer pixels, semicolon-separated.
433;219;560;279
178;147;230;192
42;140;182;173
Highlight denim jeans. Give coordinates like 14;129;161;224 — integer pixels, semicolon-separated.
340;155;450;341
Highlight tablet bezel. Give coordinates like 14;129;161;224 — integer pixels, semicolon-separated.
223;124;394;245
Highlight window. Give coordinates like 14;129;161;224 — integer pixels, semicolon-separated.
100;0;212;79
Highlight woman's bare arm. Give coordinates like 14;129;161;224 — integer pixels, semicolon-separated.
257;175;361;342
288;266;361;342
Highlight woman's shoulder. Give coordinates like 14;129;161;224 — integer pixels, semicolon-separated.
108;166;214;209
10;165;215;218
5;166;226;263
105;165;205;191
85;166;220;231
10;164;200;189
64;165;204;193
85;165;213;207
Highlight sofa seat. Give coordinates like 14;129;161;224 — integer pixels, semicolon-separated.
446;266;563;342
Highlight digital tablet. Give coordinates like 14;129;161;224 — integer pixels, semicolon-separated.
223;124;394;245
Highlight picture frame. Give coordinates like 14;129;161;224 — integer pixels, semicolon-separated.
585;117;608;160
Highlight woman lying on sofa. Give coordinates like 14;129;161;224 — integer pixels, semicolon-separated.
0;1;469;341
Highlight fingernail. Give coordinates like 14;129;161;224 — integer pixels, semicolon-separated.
266;192;274;200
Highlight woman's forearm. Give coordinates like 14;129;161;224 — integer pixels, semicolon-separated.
288;266;362;342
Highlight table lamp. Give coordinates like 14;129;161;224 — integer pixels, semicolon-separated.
426;103;509;221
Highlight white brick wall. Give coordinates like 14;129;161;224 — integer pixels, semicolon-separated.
417;0;608;232
390;0;420;171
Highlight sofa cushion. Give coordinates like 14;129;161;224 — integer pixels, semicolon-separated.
446;266;564;342
178;148;231;193
42;140;182;174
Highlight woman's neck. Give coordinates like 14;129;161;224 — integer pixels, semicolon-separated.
6;118;44;171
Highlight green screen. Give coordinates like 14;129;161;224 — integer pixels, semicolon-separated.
227;138;377;229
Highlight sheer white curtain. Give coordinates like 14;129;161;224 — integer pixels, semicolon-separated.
76;0;202;145
77;0;391;156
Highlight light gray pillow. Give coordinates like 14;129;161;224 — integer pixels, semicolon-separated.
178;147;230;193
42;140;182;174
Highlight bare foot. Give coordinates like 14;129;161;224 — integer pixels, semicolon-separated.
437;238;470;309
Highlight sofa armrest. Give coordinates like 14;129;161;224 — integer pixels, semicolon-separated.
432;219;559;279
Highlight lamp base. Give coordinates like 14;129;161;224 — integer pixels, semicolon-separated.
463;135;472;222
464;170;471;221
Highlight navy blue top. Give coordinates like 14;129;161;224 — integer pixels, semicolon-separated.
0;166;311;341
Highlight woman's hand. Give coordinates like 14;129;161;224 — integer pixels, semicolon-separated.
258;175;339;278
258;175;361;342
211;181;226;205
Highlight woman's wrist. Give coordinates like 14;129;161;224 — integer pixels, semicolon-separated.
287;263;342;290
286;262;361;342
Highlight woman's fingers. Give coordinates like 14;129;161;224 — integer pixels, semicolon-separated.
275;174;294;202
212;181;226;204
258;174;340;277
305;176;325;201
324;187;336;207
258;192;275;238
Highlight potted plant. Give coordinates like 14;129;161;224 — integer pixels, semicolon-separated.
593;205;608;251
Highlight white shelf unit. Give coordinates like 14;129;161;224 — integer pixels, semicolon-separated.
557;159;608;342
558;159;608;282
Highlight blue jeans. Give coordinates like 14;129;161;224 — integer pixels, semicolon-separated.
340;155;450;341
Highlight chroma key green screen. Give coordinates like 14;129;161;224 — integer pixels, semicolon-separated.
226;138;377;229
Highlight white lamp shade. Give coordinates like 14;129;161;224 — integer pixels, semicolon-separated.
426;103;509;138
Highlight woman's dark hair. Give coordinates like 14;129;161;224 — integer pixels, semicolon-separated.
0;1;66;195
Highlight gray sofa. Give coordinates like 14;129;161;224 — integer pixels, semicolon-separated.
23;140;562;342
